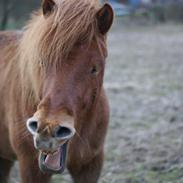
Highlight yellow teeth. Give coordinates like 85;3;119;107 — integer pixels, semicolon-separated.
41;150;57;155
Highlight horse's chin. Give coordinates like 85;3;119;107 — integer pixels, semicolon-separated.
38;142;68;174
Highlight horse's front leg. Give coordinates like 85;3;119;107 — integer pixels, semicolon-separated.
0;157;14;183
18;155;51;183
68;150;104;183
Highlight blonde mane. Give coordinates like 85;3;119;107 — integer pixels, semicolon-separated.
20;0;102;65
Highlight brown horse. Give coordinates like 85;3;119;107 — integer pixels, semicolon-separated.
0;0;113;182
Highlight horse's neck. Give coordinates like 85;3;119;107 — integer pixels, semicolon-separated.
0;31;33;123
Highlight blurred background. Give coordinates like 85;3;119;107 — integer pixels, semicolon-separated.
1;0;183;29
1;0;183;183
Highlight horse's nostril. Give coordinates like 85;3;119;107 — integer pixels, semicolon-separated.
54;126;73;139
27;120;38;134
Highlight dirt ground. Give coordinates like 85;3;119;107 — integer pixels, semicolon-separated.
10;21;183;183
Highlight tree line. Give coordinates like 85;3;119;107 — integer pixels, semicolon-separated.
0;0;40;30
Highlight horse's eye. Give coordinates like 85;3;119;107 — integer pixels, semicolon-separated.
90;65;98;75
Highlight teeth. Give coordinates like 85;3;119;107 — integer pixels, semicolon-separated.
50;150;57;154
41;150;57;155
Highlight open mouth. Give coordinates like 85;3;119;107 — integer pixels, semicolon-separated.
39;142;68;174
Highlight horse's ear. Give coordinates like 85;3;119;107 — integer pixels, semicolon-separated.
42;0;56;16
96;3;114;35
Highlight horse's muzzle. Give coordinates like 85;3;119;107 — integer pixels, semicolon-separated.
26;116;75;174
26;118;75;151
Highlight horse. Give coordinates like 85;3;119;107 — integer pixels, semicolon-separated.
0;0;113;182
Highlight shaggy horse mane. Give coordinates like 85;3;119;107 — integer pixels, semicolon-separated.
19;0;102;66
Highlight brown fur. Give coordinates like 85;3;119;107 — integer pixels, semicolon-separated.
0;0;113;182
